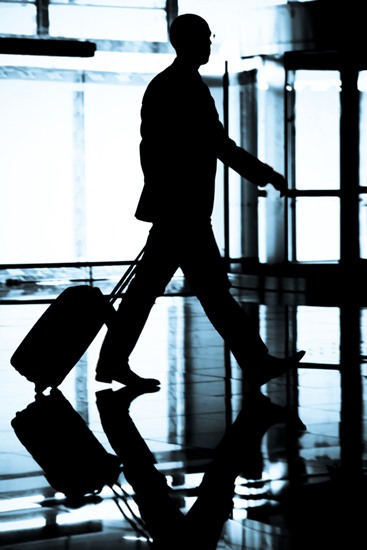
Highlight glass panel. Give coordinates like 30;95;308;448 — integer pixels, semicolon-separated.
0;2;37;35
294;70;340;190
295;197;340;261
258;196;266;263
360;194;367;260
296;305;340;365
361;308;367;376
0;71;154;264
49;5;167;41
83;79;150;261
0;78;75;264
209;82;224;254
359;71;367;189
51;0;165;5
359;72;367;260
227;78;242;259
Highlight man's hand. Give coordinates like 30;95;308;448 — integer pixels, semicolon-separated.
270;171;288;198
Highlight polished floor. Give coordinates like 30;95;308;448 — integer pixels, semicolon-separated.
0;270;366;549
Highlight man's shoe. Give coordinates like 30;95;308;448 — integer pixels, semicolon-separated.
95;361;161;387
252;350;306;387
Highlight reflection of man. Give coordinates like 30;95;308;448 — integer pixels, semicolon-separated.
95;13;305;390
96;386;306;550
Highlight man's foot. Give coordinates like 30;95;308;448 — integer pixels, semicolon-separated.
250;350;306;387
95;361;161;388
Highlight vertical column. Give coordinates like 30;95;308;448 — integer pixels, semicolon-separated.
285;68;296;263
36;0;49;36
339;61;363;482
223;61;230;265
165;0;178;34
73;75;89;413
340;65;360;268
239;69;259;262
260;59;287;264
339;304;363;481
73;73;87;261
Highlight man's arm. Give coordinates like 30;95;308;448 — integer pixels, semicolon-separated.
216;127;288;198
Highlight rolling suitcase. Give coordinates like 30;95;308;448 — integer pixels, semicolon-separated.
10;247;145;393
11;388;122;501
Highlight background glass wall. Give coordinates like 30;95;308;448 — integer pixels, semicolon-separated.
0;69;150;263
0;63;226;264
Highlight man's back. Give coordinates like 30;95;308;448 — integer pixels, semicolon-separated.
135;58;221;224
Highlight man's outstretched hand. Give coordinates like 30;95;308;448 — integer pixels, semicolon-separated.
270;171;288;198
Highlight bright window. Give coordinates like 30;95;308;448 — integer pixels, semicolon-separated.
0;77;75;263
49;5;167;41
294;70;340;191
0;1;37;35
295;197;340;262
0;71;149;263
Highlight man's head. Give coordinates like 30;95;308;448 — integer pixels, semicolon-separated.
169;14;212;67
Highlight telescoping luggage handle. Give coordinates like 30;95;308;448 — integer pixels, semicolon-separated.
107;246;145;305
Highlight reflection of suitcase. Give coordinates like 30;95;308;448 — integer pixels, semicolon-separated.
11;388;121;501
10;247;145;393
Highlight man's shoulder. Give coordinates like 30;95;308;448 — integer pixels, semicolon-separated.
147;62;178;88
143;62;182;104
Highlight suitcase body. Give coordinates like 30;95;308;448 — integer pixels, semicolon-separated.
10;285;115;393
10;248;144;393
11;389;121;500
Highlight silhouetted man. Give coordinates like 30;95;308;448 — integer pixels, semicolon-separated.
95;13;305;390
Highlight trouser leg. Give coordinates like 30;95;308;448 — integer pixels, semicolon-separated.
98;226;178;363
180;224;268;373
200;291;268;366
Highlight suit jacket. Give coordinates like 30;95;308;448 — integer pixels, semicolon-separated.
135;57;275;224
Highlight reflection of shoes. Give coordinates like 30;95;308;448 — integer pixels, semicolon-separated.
245;392;307;432
96;384;160;411
95;361;161;388
273;404;307;432
251;350;306;387
258;395;307;432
